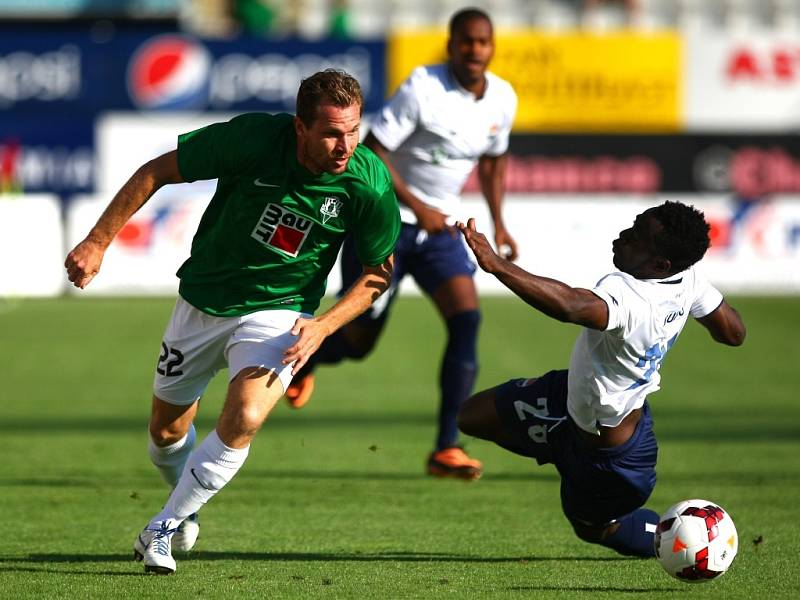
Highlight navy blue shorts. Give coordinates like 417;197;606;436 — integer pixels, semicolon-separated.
340;223;476;323
494;370;658;526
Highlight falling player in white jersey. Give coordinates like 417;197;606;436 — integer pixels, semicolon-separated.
285;8;518;480
456;200;746;556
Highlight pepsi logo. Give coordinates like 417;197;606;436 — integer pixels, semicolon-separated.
127;35;211;110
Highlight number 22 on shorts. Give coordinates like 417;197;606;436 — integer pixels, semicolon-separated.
157;342;184;377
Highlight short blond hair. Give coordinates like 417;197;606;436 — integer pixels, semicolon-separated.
296;69;364;126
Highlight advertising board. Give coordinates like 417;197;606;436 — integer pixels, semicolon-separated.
389;29;681;132
60;194;800;297
0;195;64;297
495;134;800;195
685;30;800;131
0;25;387;115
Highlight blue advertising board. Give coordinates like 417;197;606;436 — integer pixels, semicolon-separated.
0;114;95;195
0;25;387;115
0;23;387;196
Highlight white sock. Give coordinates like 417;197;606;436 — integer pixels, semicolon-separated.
148;425;196;488
150;429;249;527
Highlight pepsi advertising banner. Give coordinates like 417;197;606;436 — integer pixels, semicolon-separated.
0;25;387;115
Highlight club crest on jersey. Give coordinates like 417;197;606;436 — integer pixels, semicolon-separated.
320;196;342;224
251;203;312;258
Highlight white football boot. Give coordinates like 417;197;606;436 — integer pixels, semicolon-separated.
133;521;178;574
172;513;200;552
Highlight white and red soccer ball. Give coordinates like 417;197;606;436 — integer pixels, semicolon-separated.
654;499;738;582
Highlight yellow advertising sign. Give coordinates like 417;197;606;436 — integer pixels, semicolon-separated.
388;30;681;132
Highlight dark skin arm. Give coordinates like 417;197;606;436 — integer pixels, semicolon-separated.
477;154;518;260
364;134;518;257
457;218;609;329
696;301;746;346
363;132;451;234
458;218;748;346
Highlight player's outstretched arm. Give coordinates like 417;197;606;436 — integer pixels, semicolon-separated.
457;219;608;329
64;151;184;289
283;256;394;374
696;300;746;346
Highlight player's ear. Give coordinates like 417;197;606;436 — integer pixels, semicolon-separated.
653;256;672;275
293;116;306;137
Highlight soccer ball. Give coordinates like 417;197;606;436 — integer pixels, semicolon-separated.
654;499;738;582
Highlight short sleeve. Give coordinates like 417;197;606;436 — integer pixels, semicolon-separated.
351;163;401;266
591;274;630;333
689;269;724;318
485;83;517;157
368;72;421;152
177;113;285;182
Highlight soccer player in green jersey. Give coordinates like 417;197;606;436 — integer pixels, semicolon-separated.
64;70;401;575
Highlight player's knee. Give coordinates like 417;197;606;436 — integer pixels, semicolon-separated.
149;421;189;446
457;393;491;438
569;517;616;545
235;404;268;437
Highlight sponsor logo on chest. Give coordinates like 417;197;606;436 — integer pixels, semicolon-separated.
251;203;312;257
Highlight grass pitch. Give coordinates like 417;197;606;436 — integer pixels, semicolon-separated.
0;295;798;598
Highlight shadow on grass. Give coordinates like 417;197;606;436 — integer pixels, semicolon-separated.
0;564;677;592
0;471;560;487
507;585;675;593
1;414;798;443
239;469;560;483
5;465;790;488
0;565;141;577
4;550;631;566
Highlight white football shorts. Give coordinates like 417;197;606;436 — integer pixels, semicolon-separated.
153;296;310;406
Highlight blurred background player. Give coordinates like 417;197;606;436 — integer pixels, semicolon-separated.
64;70;400;574
456;201;746;556
284;7;519;481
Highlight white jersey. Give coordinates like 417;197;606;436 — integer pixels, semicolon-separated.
567;267;724;435
369;64;517;224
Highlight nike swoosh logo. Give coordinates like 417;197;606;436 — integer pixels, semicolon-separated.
254;178;280;188
190;468;214;491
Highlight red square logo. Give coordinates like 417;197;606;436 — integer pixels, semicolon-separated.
269;224;306;256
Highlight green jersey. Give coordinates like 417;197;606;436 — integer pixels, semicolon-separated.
175;112;400;317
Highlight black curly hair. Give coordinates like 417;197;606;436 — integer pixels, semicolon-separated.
449;7;492;36
648;201;711;272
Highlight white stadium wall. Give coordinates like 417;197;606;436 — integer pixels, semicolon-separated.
65;191;207;295
459;195;800;296
2;193;797;298
0;194;64;297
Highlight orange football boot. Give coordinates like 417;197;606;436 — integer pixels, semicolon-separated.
285;373;315;409
426;447;483;480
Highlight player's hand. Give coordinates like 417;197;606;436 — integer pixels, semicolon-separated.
415;204;453;235
456;218;502;273
283;317;334;375
64;238;106;289
494;225;519;261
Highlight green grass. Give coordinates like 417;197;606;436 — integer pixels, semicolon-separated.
0;296;798;598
